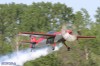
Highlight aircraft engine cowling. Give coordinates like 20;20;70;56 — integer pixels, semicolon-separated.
62;33;77;42
61;25;77;42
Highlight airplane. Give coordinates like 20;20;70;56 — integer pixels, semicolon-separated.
18;25;96;51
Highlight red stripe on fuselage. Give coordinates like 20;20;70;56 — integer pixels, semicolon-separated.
36;37;45;44
31;36;45;44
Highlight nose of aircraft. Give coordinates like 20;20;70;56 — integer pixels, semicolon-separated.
66;30;72;34
61;25;77;41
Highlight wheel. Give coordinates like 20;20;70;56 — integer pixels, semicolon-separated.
52;47;55;50
67;47;70;51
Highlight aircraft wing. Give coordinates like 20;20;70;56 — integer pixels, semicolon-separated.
77;36;96;39
18;32;59;37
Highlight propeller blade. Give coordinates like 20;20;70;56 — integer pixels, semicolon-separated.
61;24;67;35
61;24;77;42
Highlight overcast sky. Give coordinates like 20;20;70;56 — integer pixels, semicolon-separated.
0;0;100;21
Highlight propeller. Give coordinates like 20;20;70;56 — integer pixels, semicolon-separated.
61;24;77;42
61;24;96;41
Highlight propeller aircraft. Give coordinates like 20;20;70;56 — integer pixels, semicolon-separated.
18;25;96;51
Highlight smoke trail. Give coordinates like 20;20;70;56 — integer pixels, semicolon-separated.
0;44;62;66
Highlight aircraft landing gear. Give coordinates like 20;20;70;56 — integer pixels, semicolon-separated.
67;47;70;51
62;40;70;51
51;43;56;50
52;47;55;50
30;42;36;52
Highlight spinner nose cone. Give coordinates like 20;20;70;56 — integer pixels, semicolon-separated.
66;30;72;34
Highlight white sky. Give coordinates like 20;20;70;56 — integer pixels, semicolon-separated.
0;0;100;21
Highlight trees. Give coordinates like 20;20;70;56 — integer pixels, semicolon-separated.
24;53;61;66
95;7;100;24
0;3;28;54
91;7;100;55
19;2;74;32
0;2;74;54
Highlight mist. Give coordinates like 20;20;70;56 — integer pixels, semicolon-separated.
0;44;62;66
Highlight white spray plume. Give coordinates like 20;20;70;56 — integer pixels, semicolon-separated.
0;44;62;66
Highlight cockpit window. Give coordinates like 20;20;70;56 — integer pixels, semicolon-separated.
47;31;55;34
